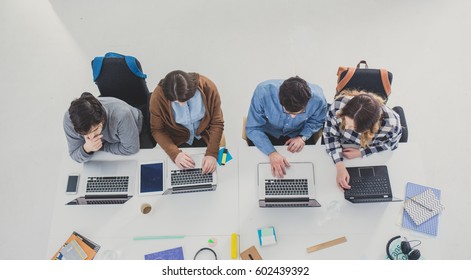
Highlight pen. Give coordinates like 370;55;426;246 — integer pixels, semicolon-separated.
406;196;433;212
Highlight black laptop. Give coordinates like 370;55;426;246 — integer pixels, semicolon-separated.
344;165;393;203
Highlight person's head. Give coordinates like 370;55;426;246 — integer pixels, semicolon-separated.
161;70;198;103
337;90;384;146
278;76;311;115
68;92;106;139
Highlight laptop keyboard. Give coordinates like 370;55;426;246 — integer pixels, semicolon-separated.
86;199;128;205
86;176;129;193
265;179;308;196
171;168;213;186
346;177;390;196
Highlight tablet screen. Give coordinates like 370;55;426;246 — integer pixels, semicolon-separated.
140;162;164;194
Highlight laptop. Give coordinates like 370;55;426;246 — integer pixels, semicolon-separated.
66;160;137;205
163;153;217;195
344;165;393;203
257;162;321;207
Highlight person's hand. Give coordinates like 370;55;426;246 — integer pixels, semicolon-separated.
335;162;351;189
285;136;305;153
83;134;103;154
269;151;290;178
174;152;195;169
202;156;217;174
342;148;362;159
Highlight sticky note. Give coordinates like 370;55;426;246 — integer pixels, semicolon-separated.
258;226;277;247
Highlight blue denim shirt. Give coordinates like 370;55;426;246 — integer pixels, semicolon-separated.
246;80;327;155
171;90;205;145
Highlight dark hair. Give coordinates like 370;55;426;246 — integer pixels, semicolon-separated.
68;92;106;135
278;76;311;113
338;94;382;133
161;70;198;102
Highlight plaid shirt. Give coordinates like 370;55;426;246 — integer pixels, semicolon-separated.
323;96;402;164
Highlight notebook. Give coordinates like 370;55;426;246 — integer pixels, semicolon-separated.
257;162;321;207
66;160;136;205
344;165;393;203
402;182;443;236
163;153;217;195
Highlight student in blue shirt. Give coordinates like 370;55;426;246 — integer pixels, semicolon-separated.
246;77;327;178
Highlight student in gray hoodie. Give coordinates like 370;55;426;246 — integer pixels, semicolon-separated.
63;92;143;163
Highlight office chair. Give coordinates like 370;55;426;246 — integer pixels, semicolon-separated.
91;52;156;149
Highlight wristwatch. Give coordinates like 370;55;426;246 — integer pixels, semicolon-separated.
300;136;308;142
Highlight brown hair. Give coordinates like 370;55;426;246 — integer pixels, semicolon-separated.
278;76;311;113
337;90;384;147
161;70;199;102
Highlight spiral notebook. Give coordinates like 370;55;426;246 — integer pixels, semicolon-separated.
402;182;443;236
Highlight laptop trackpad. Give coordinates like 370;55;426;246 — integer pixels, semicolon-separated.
359;167;375;177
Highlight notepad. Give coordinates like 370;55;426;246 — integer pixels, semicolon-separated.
402;182;443;236
404;189;443;225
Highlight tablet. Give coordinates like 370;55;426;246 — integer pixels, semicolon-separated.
139;161;165;195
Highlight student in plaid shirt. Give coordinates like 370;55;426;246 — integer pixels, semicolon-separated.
323;90;402;189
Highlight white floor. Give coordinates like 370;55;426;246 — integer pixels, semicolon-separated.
1;0;470;259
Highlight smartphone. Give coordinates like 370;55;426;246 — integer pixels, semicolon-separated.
66;174;80;194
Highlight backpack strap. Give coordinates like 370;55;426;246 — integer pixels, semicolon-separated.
336;66;356;93
92;52;147;81
380;69;391;96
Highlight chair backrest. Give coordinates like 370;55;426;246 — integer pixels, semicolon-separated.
91;52;156;149
92;52;149;108
242;116;248;142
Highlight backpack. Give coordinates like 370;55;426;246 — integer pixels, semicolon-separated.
336;60;393;102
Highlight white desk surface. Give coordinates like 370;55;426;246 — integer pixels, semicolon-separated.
237;142;448;260
47;147;239;260
47;142;456;260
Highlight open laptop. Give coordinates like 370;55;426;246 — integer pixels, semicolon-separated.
163;153;217;195
257;162;321;207
66;160;137;205
344;165;393;203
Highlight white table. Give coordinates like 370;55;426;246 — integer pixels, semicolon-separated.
47;147;239;260
237;142;438;259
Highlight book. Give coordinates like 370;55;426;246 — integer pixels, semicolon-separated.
404;189;444;225
52;232;101;260
402;182;443;236
144;247;184;260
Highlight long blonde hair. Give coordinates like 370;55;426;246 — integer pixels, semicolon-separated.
336;89;384;147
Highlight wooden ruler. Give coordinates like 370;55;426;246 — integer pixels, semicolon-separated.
306;236;347;253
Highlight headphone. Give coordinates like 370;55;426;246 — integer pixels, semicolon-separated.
193;247;217;260
386;235;421;260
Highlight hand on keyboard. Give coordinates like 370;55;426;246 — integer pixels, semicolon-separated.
269;151;290;178
202;156;217;174
335;162;351;189
175;152;195;169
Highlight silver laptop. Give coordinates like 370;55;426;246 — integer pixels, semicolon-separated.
163;153;217;195
66;160;137;205
257;162;320;207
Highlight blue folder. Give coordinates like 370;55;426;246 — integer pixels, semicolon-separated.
402;182;442;236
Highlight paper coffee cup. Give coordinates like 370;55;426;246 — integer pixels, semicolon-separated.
141;203;152;214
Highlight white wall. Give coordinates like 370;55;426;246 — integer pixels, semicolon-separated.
0;0;470;259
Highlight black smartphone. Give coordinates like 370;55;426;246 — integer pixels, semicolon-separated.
66;174;80;194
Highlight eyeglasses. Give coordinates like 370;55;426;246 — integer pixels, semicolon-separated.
282;106;306;116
